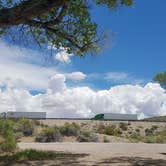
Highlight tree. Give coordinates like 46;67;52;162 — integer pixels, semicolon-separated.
153;71;166;89
0;0;133;55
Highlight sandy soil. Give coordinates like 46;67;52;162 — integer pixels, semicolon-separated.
18;142;166;165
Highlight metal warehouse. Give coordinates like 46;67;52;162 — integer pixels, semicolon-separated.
0;112;46;119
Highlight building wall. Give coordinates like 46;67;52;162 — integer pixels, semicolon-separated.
104;113;137;120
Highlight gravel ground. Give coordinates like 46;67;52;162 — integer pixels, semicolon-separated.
18;143;166;165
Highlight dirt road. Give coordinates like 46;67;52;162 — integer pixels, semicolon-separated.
18;143;166;165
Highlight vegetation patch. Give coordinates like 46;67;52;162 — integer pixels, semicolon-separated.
0;149;87;164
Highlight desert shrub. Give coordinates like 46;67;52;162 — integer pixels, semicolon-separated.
15;118;35;136
128;132;143;142
97;124;121;136
151;125;158;131
96;124;106;134
103;136;110;143
119;122;128;131
35;127;62;142
135;128;140;133
0;119;17;153
33;120;41;126
77;131;98;142
59;122;80;136
145;128;154;136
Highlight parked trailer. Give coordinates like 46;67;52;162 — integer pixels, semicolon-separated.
104;113;137;120
0;112;46;119
92;113;138;121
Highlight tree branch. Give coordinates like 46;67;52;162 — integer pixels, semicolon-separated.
0;0;69;26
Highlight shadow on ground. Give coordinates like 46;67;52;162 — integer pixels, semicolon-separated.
96;156;166;166
0;153;88;166
1;155;166;166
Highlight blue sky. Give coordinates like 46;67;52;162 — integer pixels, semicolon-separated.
0;0;166;118
71;0;166;89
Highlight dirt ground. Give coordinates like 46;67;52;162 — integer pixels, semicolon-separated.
18;142;166;166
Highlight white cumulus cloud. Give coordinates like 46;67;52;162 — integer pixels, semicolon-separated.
65;72;86;80
0;73;166;119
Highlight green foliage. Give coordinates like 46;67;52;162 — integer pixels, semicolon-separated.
144;115;166;122
0;119;17;153
77;131;98;142
128;132;142;142
97;124;121;136
15;118;35;136
35;126;62;142
0;149;84;163
153;71;166;89
128;129;166;143
94;0;133;7
0;0;134;56
59;122;80;137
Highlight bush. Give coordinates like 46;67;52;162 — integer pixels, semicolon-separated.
77;131;98;142
97;124;121;136
59;122;80;137
119;122;128;131
103;136;110;143
128;132;143;142
35;127;62;142
145;128;154;136
15;118;35;136
0;119;17;153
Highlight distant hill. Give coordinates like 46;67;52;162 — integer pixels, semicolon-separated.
144;116;166;122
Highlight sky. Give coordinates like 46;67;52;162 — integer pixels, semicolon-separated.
0;0;166;119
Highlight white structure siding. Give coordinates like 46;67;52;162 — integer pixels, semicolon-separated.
3;112;46;119
104;113;137;120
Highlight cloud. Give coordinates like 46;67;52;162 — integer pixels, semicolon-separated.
0;40;165;119
0;73;166;119
89;72;145;85
65;72;86;80
0;41;57;90
48;46;73;63
0;41;83;90
55;51;73;63
48;74;66;93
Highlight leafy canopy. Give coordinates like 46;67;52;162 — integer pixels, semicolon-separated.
153;71;166;89
0;0;133;55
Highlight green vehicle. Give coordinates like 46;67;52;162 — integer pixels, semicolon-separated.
91;114;104;120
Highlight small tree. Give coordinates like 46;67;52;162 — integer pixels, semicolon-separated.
153;71;166;89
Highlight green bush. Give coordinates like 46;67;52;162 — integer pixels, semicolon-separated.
0;119;17;153
59;122;80;136
97;124;121;136
15;118;35;136
128;132;143;142
77;131;98;142
35;127;62;142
